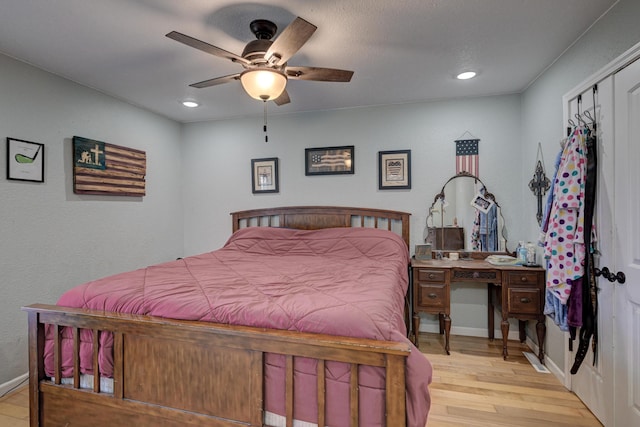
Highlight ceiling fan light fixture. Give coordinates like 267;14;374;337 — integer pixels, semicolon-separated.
456;71;477;80
240;69;287;101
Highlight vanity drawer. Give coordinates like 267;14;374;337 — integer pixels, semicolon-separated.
416;283;449;309
508;288;541;314
506;271;541;286
416;269;447;282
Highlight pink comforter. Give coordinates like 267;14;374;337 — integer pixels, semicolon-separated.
45;227;431;426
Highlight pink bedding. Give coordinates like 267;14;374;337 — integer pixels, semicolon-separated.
45;226;431;426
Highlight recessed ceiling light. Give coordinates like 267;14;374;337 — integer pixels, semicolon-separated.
456;71;477;80
182;100;199;108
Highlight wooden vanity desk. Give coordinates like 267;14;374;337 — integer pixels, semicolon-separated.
411;256;546;362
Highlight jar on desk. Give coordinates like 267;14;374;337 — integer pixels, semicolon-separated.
525;242;537;265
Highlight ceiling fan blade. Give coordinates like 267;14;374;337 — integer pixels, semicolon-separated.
189;73;240;89
273;89;291;106
265;17;317;65
285;66;354;82
166;31;250;66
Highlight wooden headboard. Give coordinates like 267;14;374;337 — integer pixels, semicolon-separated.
231;206;411;248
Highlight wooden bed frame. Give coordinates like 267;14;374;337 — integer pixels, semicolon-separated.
24;206;413;427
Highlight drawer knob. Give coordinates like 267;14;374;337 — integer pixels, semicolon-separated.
473;272;480;279
520;297;531;304
520;276;527;282
428;293;438;299
428;273;435;279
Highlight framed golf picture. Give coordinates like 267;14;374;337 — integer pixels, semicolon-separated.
7;137;44;182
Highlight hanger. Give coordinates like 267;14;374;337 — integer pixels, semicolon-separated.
455;130;480;141
575;113;588;127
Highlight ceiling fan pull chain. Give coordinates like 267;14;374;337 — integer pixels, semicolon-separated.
263;100;268;143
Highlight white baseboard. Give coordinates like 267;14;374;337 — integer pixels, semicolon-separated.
0;372;28;397
419;324;521;341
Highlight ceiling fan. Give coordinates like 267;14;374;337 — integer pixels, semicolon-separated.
166;17;354;106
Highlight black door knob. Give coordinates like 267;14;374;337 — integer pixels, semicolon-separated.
594;267;626;284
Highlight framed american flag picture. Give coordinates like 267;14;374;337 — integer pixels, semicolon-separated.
305;146;354;176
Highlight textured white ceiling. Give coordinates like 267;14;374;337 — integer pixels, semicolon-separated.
0;0;617;123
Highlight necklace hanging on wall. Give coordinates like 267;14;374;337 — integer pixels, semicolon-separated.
529;143;551;225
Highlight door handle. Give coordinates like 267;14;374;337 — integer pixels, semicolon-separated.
594;266;626;284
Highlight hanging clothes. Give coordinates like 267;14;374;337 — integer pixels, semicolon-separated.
571;124;599;374
541;144;571;330
541;117;599;374
471;209;481;251
544;127;588;304
471;186;498;251
477;203;498;251
542;87;600;374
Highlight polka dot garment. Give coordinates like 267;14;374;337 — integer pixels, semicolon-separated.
544;128;587;304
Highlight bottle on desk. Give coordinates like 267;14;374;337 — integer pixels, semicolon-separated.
516;241;528;265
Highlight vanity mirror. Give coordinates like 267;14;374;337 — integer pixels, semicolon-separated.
425;172;508;253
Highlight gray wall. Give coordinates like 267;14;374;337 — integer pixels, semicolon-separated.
521;0;640;372
0;54;184;385
181;95;525;338
182;96;524;255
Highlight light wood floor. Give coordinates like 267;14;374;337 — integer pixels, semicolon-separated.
0;333;602;427
420;332;602;427
0;382;28;427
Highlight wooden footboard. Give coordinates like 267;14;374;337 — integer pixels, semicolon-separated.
24;304;409;427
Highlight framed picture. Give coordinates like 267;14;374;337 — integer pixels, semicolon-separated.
7;138;45;182
305;145;354;176
415;244;432;260
470;191;495;213
378;150;411;190
251;157;279;193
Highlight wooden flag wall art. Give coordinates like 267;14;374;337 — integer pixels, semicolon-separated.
72;136;146;196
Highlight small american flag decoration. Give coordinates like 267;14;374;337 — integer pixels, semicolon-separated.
455;138;479;176
73;136;146;196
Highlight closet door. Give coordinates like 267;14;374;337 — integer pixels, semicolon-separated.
613;57;640;427
566;77;615;426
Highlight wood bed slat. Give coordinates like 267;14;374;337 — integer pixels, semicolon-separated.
386;354;407;422
285;355;294;427
350;363;359;427
113;331;123;399
92;329;100;393
53;324;61;385
317;360;326;427
249;351;263;427
73;327;80;388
